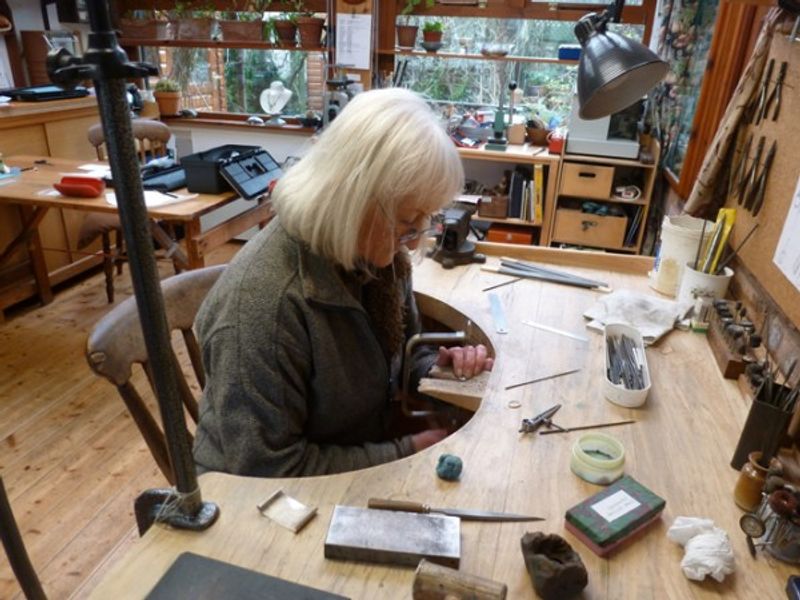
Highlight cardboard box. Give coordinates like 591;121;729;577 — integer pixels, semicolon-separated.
477;195;508;218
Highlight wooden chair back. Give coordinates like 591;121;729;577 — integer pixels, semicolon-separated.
85;265;225;484
87;119;172;163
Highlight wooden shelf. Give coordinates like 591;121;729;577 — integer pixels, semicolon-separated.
475;217;542;227
562;152;656;169
118;38;326;51
558;195;649;206
378;48;578;66
550;239;639;253
458;144;559;164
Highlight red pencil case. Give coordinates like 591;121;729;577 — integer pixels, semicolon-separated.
54;175;106;198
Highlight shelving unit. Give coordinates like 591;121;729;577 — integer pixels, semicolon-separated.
118;38;325;51
548;141;660;254
457;144;560;247
377;48;578;66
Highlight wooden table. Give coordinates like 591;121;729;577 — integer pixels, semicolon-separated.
88;243;791;599
0;155;271;308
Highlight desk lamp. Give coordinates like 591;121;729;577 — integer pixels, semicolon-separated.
575;0;668;119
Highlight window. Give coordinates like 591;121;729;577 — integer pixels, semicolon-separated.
400;17;645;126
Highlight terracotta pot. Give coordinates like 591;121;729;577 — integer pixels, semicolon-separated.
396;25;418;49
219;20;263;41
297;16;325;49
175;17;214;40
154;91;181;117
422;30;443;43
527;127;549;146
119;18;169;40
274;20;297;47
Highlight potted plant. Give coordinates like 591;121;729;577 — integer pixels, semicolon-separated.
171;1;216;40
422;21;443;43
153;78;182;116
273;12;298;47
218;2;264;42
396;0;434;49
294;1;325;49
119;7;169;40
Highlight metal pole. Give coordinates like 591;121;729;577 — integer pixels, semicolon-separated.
48;0;218;532
0;477;46;600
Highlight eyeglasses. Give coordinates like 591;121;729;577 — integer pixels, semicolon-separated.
398;225;439;245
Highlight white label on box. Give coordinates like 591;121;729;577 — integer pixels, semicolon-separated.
591;490;640;522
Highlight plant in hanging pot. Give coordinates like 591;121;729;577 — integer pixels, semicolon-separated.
396;0;434;50
153;78;182;117
294;1;325;49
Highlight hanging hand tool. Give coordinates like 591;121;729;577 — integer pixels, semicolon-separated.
729;132;750;203
742;136;766;211
519;404;562;433
368;498;544;522
754;59;774;125
734;134;753;204
766;61;787;122
750;141;777;217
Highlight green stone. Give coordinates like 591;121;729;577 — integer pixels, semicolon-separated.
436;454;463;481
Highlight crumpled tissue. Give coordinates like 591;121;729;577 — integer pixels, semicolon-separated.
667;516;735;582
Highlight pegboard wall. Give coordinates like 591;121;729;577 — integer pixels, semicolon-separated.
724;24;800;330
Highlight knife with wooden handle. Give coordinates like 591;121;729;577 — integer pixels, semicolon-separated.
367;498;544;522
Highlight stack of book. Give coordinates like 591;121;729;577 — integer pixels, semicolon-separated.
507;164;545;224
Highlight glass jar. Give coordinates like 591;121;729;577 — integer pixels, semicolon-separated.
734;451;769;511
570;432;625;485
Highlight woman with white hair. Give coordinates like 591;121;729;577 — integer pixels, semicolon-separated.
193;88;493;477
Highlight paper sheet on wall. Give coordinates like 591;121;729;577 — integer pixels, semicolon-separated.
336;13;371;71
773;175;800;292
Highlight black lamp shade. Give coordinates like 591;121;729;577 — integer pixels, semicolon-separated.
577;30;668;120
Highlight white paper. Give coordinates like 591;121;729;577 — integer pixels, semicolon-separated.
591;490;641;522
105;190;197;208
773;175;800;292
336;13;372;71
78;163;111;177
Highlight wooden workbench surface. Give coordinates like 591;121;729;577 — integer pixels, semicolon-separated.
88;244;789;599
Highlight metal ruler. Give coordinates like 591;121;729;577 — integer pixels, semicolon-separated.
488;293;509;334
522;320;589;342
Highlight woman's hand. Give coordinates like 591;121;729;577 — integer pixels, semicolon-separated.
411;428;448;452
435;344;494;380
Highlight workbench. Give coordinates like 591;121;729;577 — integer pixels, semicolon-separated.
88;243;791;599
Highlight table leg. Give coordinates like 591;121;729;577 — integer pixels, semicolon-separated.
0;206;53;306
184;219;205;270
148;220;189;272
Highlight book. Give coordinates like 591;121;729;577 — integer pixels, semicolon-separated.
533;164;544;225
564;475;665;557
146;552;349;599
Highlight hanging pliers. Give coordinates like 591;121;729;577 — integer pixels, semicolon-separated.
764;61;787;122
751;59;773;124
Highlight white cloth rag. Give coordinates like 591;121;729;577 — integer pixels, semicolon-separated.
667;516;735;582
584;289;692;345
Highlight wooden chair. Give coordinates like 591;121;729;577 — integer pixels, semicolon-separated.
81;120;174;303
0;477;47;600
85;264;225;484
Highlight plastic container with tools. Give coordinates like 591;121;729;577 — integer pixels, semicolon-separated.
570;432;625;485
604;323;651;408
181;144;282;199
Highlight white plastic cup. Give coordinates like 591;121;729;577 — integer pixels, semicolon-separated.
650;215;714;297
676;261;734;306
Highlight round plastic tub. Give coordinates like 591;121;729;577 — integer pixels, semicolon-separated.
570;432;625;485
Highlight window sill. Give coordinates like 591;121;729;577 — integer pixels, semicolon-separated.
161;113;318;137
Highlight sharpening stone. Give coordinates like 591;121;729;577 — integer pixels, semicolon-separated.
324;505;461;568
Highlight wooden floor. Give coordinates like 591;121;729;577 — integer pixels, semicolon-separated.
0;243;241;600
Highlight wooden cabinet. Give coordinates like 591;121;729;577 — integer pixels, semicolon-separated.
549;142;660;254
0;97;102;317
458;144;560;246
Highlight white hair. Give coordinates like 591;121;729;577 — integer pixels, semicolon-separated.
271;87;464;270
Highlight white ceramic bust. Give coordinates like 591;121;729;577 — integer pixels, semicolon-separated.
259;81;292;116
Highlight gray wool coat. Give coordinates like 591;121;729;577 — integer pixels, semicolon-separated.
193;219;437;477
